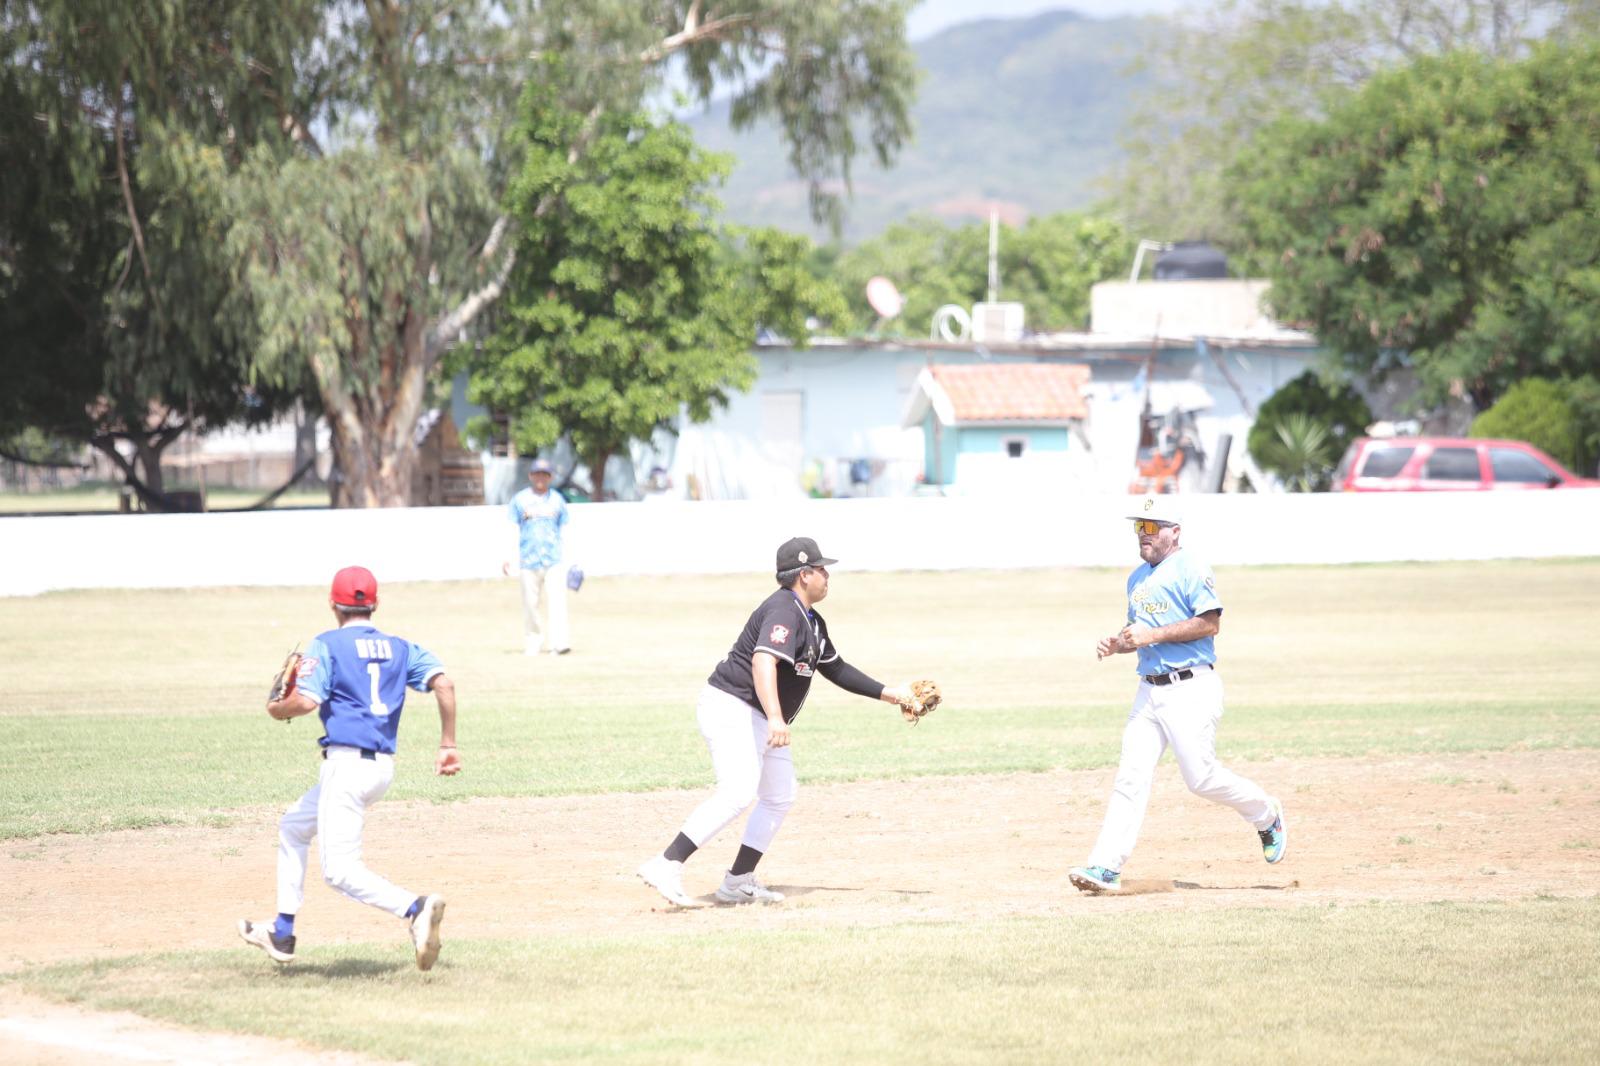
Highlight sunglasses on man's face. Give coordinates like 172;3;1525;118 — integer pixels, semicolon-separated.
1133;519;1171;536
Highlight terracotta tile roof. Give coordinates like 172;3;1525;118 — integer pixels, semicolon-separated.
929;363;1091;421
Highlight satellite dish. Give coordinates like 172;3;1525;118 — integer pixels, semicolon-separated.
866;276;905;319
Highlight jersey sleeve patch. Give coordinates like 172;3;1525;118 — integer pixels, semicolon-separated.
769;624;790;645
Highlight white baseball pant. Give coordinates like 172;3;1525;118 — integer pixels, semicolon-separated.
678;685;798;853
276;746;417;918
1087;669;1276;873
520;564;570;652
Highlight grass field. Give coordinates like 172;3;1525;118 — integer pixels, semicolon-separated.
21;902;1600;1064
3;559;1598;1063
0;482;328;514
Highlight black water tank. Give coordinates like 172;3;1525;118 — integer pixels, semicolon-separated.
1154;241;1228;280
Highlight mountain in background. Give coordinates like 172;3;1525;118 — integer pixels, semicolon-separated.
685;9;1161;244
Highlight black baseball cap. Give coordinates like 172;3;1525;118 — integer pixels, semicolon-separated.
776;536;838;573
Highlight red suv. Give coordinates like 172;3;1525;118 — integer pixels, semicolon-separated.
1332;437;1600;492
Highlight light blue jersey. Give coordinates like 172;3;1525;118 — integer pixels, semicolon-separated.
508;486;568;570
299;625;444;753
1125;548;1222;675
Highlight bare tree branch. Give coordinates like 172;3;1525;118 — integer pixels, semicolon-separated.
112;71;159;314
425;240;514;364
639;12;757;64
0;446;90;471
422;99;606;364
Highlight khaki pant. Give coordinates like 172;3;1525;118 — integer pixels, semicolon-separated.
520;564;570;653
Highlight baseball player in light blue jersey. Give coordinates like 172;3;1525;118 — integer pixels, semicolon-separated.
503;458;571;655
238;565;461;969
1069;497;1285;895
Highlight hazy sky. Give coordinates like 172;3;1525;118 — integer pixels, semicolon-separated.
908;0;1193;39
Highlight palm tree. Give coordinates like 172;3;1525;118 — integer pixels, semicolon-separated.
1270;413;1337;492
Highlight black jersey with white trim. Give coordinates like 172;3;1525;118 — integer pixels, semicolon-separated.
707;588;839;723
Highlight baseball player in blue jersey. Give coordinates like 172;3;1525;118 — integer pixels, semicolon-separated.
503;458;571;655
1069;497;1285;894
238;565;461;968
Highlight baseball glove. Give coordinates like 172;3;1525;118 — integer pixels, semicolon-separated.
898;679;942;724
268;647;302;704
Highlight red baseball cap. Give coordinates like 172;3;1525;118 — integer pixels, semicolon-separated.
330;565;379;609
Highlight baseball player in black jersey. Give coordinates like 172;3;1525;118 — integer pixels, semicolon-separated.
638;536;917;906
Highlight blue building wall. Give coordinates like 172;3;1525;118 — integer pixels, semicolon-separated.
957;426;1071;454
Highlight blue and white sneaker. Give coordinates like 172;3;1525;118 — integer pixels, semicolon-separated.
238;918;295;964
1259;801;1287;864
1068;865;1121;894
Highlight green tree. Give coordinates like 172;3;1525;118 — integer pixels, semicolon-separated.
9;1;916;507
834;212;1129;336
1247;370;1373;491
0;1;309;507
462;83;847;496
1470;377;1599;475
1113;0;1600;253
1232;43;1600;410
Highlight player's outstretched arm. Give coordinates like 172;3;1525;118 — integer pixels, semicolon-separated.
817;658;888;702
430;674;461;776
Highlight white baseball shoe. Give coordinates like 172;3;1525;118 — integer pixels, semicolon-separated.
638;855;698;907
409;894;446;971
237;918;295;964
715;870;785;904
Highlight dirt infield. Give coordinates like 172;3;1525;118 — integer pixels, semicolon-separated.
3;749;1598;1062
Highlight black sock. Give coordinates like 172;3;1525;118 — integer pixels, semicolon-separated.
729;844;763;877
663;832;698;863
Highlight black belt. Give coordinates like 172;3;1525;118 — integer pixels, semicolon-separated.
1142;664;1213;686
323;747;379;760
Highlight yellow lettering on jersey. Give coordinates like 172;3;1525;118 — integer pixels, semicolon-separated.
1129;586;1172;615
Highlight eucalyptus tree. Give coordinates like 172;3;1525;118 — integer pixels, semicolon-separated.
7;1;916;507
229;0;916;506
0;1;310;506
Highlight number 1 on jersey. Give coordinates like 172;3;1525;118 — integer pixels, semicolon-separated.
366;662;392;718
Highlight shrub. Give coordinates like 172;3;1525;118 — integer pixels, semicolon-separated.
1247;371;1373;491
1469;377;1597;474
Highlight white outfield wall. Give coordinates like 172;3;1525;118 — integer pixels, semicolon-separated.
2;490;1598;597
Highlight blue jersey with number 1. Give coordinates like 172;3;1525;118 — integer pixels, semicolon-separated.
298;624;443;753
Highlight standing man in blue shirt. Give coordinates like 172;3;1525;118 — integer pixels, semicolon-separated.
238;565;461;968
1069;497;1286;895
504;458;571;655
